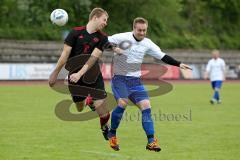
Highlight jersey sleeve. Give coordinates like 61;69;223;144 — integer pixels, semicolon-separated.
96;36;108;51
64;29;77;47
146;40;166;60
108;33;124;44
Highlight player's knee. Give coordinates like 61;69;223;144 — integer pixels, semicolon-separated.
118;99;128;108
138;100;151;110
95;98;106;107
75;102;84;112
214;88;220;92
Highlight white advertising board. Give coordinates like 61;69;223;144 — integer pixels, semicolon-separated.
0;63;55;80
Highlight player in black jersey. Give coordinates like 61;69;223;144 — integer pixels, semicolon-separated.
49;8;112;140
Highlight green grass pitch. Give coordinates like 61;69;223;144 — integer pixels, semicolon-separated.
0;82;240;160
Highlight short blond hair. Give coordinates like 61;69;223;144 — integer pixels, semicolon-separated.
89;8;108;20
212;49;220;54
133;17;148;28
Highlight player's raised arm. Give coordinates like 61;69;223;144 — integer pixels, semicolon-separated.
49;44;72;87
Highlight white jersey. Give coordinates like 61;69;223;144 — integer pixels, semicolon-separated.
108;32;165;77
206;58;226;81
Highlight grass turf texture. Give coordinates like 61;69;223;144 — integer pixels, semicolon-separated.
0;82;240;160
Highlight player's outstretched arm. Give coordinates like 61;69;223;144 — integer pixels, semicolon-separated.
69;48;102;83
179;63;192;70
161;55;192;70
49;44;72;87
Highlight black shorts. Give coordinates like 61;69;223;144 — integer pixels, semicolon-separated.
68;74;107;102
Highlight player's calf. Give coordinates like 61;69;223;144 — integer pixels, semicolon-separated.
101;124;109;140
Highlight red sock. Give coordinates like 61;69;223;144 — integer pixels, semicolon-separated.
100;112;110;127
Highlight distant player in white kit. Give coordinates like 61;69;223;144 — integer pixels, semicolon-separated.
107;17;191;152
205;50;226;104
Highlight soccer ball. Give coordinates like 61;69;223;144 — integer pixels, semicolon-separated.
50;9;68;26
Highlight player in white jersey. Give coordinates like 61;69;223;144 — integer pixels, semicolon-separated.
107;17;191;152
205;50;226;104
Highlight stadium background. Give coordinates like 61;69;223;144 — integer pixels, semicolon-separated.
1;0;240;160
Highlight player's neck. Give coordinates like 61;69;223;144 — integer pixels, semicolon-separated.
86;22;98;34
133;33;143;42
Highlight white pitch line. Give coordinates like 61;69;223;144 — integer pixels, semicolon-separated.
80;150;131;159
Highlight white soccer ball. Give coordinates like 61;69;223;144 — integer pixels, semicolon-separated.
50;9;68;26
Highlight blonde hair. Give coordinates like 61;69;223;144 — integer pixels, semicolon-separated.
89;8;108;20
133;17;148;28
212;49;220;55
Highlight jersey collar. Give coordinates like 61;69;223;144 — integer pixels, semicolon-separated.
132;34;142;42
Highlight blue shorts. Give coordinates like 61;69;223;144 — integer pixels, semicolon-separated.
111;75;149;104
211;81;222;89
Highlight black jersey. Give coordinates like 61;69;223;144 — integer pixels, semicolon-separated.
64;26;108;101
65;26;108;59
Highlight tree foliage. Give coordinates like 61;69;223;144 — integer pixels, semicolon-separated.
0;0;239;49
